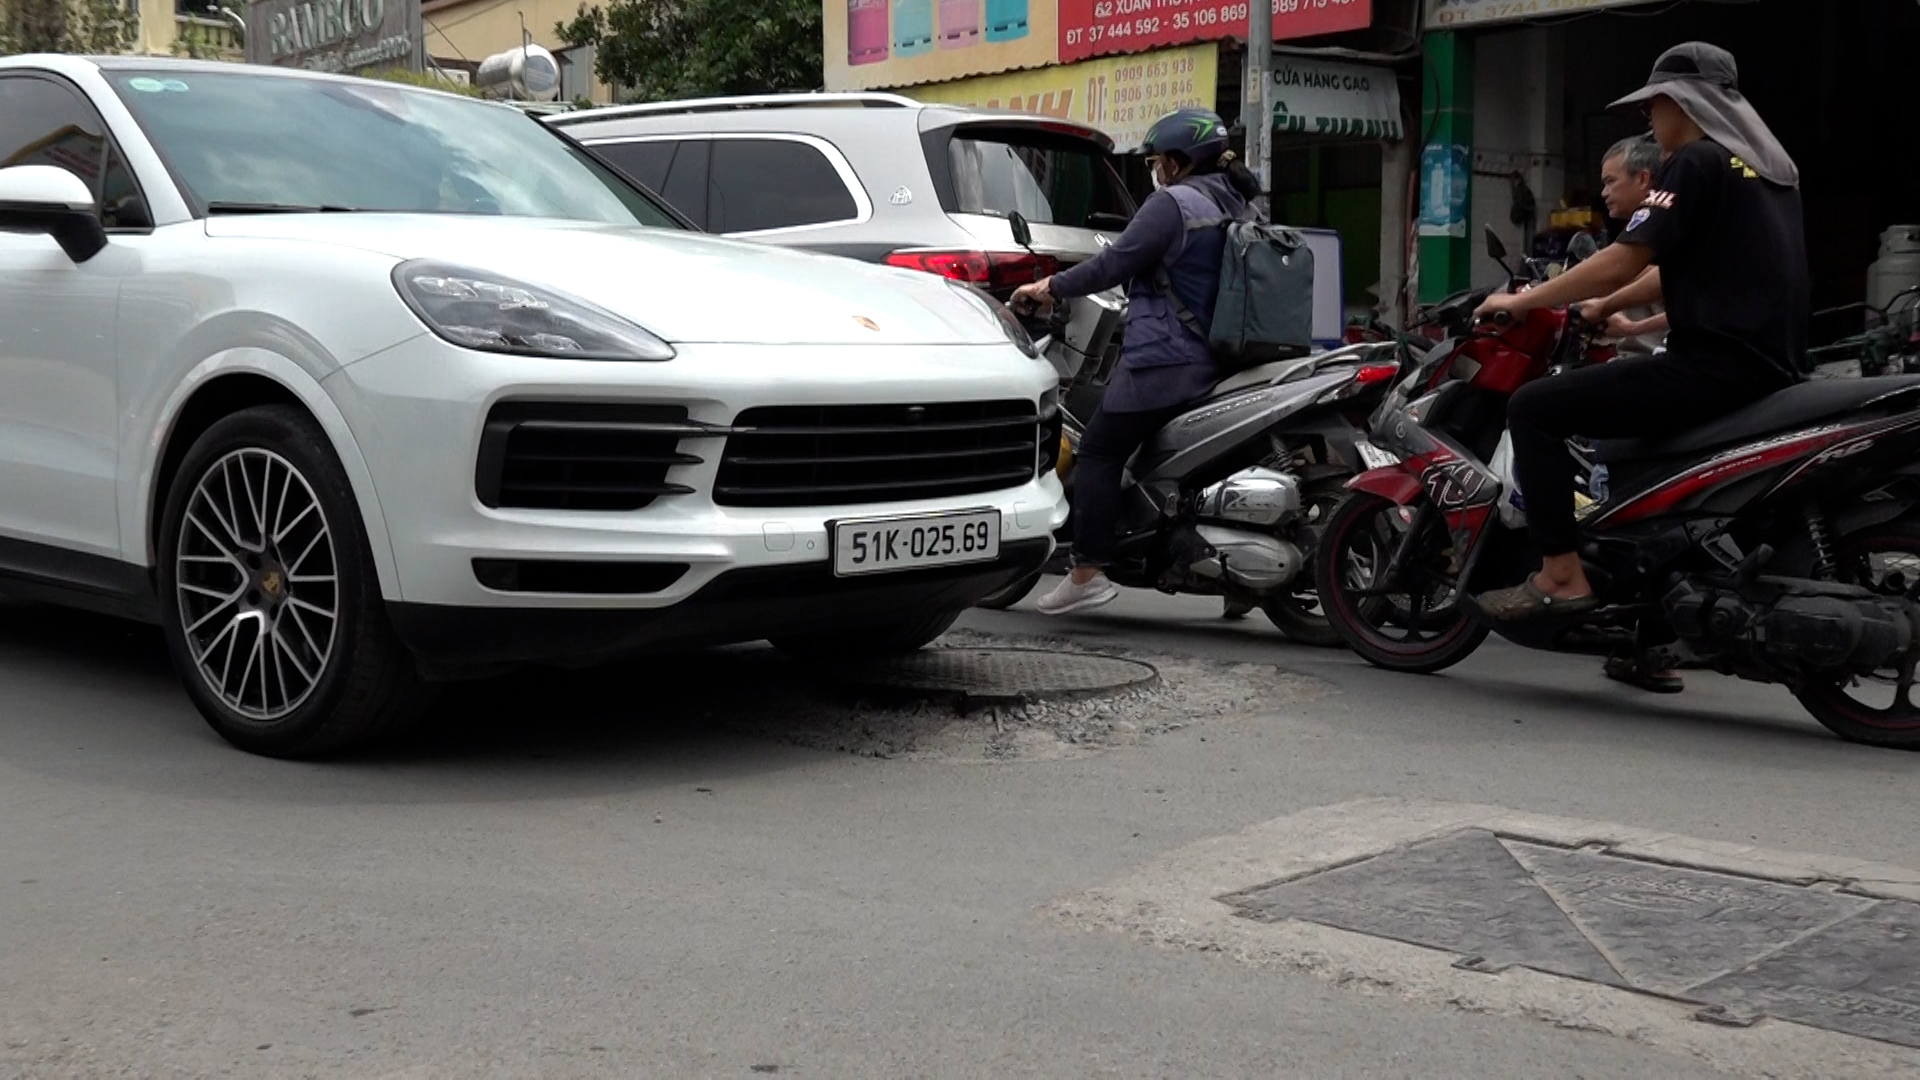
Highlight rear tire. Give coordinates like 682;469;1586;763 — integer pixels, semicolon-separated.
1315;491;1488;674
157;406;432;758
1260;477;1352;647
1794;523;1920;750
771;609;963;660
1261;592;1344;647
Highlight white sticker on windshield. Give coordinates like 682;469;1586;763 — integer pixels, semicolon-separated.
127;77;166;92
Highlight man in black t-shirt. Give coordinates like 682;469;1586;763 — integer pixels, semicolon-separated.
1466;42;1807;635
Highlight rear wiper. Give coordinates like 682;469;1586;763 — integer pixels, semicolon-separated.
205;202;361;215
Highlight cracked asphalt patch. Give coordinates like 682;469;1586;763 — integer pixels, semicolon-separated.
1048;799;1920;1079
712;628;1331;762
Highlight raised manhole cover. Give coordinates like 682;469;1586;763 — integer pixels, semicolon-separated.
823;648;1158;706
1221;829;1920;1049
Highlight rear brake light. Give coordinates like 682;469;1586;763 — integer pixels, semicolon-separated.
1354;362;1401;385
884;249;1060;291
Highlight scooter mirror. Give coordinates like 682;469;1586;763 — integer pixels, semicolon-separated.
1009;211;1034;250
1483;225;1508;263
1567;232;1599;263
1484;225;1516;286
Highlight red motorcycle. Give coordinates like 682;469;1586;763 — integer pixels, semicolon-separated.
1318;229;1920;749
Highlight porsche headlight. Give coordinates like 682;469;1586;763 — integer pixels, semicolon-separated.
945;279;1040;359
392;261;674;361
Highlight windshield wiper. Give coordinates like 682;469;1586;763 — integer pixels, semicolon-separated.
205;202;361;215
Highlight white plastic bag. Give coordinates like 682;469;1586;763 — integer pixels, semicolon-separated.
1488;431;1528;530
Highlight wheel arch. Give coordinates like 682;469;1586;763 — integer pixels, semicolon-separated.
128;352;400;600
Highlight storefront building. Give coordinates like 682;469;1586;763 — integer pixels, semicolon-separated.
830;0;1920;336
1417;0;1920;326
824;0;1408;327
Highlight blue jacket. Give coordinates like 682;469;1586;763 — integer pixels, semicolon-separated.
1048;173;1244;412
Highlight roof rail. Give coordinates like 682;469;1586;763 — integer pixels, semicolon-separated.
547;91;920;125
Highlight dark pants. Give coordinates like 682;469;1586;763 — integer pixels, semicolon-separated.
1509;353;1784;556
1071;403;1186;568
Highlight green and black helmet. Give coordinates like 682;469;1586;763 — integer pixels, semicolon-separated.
1141;108;1229;166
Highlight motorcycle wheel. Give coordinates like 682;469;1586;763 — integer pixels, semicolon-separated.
1260;592;1344;647
974;570;1044;611
1315;491;1488;674
1794;523;1920;750
1259;479;1351;648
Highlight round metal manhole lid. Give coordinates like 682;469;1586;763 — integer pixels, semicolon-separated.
824;648;1159;705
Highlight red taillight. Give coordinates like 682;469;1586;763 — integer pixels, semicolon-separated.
883;249;1061;291
1354;362;1400;385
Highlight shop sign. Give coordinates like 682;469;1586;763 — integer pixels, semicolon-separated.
245;0;423;72
825;0;1062;91
906;42;1218;150
1060;0;1371;63
1270;56;1400;139
1424;0;1662;30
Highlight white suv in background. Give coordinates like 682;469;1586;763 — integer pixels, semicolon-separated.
0;57;1066;758
547;94;1134;301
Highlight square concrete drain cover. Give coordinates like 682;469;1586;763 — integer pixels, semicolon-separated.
1223;829;1920;1049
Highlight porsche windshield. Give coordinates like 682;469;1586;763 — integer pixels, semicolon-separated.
106;69;679;227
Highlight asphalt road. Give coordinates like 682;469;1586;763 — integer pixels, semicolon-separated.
4;585;1917;1078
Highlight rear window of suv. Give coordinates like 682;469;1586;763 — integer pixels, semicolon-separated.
945;129;1133;230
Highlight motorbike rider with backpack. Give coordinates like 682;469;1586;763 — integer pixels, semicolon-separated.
1011;107;1264;616
1469;42;1808;628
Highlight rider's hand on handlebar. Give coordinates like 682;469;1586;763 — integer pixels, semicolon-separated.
1010;277;1054;317
1604;311;1640;339
1574;299;1610;326
1473;291;1527;327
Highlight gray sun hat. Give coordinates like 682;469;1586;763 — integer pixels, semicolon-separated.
1611;42;1799;188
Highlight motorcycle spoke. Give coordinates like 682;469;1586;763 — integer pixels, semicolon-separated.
1404;582;1430;644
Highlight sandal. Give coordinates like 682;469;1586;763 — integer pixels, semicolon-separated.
1471;579;1599;623
1604;655;1684;694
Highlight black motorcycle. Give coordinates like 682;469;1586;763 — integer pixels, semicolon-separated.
1318;229;1920;749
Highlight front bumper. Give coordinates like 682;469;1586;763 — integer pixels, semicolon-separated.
325;336;1067;657
390;538;1050;668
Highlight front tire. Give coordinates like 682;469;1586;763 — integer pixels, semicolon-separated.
1794;523;1920;750
157;406;430;758
1315;491;1488;673
771;609;963;661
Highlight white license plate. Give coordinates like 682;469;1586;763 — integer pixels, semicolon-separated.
833;509;1001;577
1355;441;1402;470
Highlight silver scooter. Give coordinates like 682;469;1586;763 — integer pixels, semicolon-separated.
978;217;1400;642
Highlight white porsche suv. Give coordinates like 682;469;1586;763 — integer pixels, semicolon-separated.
0;57;1066;758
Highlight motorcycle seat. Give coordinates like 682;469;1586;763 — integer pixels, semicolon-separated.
1593;375;1920;463
1204;357;1319;400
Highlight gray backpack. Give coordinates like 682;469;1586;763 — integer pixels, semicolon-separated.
1156;187;1315;373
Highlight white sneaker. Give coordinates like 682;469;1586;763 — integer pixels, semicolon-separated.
1036;574;1119;616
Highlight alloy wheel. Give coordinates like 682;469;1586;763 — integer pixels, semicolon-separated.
174;448;339;722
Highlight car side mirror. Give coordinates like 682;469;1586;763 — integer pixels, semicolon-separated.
1008;210;1034;250
0;165;107;263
